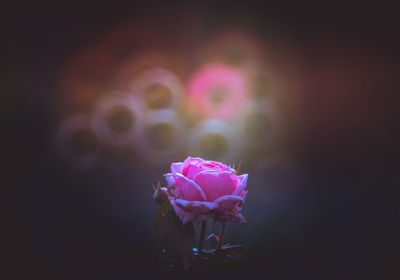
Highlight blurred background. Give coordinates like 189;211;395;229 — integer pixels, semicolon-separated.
1;1;399;279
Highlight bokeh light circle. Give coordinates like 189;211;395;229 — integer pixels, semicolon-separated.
116;51;185;90
56;115;99;168
90;92;143;147
130;68;184;112
240;100;275;139
237;100;280;162
242;61;277;102
188;119;241;163
135;109;185;164
186;63;249;121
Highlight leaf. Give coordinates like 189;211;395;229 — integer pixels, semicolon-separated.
220;244;248;255
156;200;195;269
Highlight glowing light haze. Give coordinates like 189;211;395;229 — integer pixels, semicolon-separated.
56;21;278;167
187;63;249;121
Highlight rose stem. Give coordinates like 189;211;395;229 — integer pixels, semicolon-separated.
198;220;207;252
217;221;226;251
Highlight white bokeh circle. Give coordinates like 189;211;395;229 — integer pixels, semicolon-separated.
90;92;143;147
56;114;99;168
187;119;242;164
130;68;184;112
135;109;185;164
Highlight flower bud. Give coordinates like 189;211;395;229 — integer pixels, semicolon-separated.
154;185;169;205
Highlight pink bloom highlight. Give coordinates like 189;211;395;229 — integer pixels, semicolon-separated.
164;157;248;225
187;63;249;120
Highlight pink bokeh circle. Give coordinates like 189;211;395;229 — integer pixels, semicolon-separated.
186;63;249;121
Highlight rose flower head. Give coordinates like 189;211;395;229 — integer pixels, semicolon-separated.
163;157;248;225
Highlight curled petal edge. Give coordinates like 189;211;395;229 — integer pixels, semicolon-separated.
213;195;244;212
232;174;248;196
174;173;207;201
174;199;217;213
163;173;175;186
170;198;213;224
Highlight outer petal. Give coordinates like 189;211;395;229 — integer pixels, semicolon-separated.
232;174;248;196
182;212;196;225
213;195;244;212
174;173;207;201
193;170;236;202
201;161;233;172
185;164;205;180
231;213;247;225
181;156;205;176
170;198;194;225
171;162;184;174
163;173;175;186
214;212;246;225
239;190;248;199
174;199;217;214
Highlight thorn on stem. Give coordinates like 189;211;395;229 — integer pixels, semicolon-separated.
235;161;242;175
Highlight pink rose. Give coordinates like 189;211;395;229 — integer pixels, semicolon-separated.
164;157;248;225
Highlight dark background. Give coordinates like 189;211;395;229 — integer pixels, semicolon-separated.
1;1;399;279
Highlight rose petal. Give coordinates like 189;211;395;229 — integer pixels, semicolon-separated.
232;174;248;196
163;173;175;186
231;213;246;225
214;211;246;225
182;212;195;224
201;160;233;172
171;162;184;174
193;170;236;202
239;190;248;199
213;195;244;212
169;184;181;198
185;165;201;180
174;173;207;201
188;157;206;163
170;198;194;224
174;199;217;214
181;156;205;176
